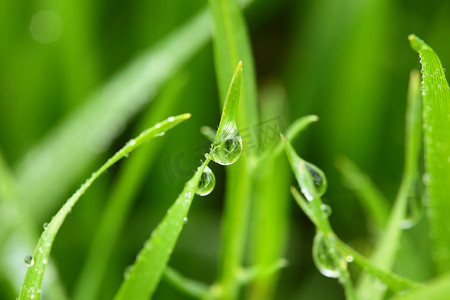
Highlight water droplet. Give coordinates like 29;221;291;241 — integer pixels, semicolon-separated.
401;191;423;229
345;255;354;263
24;255;35;267
210;133;243;166
43;222;49;230
155;132;165;137
168;116;175;122
28;287;36;299
123;265;133;279
312;232;343;278
128;139;136;146
183;217;188;224
320;204;332;217
305;162;327;197
196;166;215;196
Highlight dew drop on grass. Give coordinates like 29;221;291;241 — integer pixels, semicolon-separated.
312;232;343;278
24;255;34;267
123;265;133;279
345;255;354;263
305;162;327;197
196;166;215;196
320;204;332;217
210;134;243;166
43;222;49;230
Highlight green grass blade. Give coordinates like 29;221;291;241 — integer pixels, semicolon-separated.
18;114;191;300
282;137;357;300
208;0;258;298
336;156;390;229
335;239;425;292
15;8;211;218
409;34;450;272
389;274;450;300
163;267;210;299
113;158;210;300
208;0;258;128
72;75;188;300
356;68;423;300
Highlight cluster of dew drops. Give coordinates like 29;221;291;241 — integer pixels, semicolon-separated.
195;133;243;197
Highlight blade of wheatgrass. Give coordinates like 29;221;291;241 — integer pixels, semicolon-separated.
356;69;423;300
208;1;258;299
18;114;191;300
0;152;68;300
113;158;210;300
389;274;450;300
72;74;189;300
335;156;390;230
409;34;450;273
282;137;357;300
14;8;211;219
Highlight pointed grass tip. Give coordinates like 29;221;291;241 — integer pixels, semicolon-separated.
408;34;425;52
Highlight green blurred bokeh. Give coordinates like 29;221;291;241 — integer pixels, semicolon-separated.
1;0;449;299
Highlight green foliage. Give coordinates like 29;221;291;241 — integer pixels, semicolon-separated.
409;34;450;273
18;115;191;300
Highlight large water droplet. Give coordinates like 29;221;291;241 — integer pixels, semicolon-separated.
312;232;343;278
196;166;215;196
24;255;35;267
305;162;327;197
210;134;243;166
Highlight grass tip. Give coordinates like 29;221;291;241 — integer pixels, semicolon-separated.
237;60;243;71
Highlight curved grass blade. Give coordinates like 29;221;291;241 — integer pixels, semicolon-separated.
336;156;390;230
163;267;210;299
389;274;450;300
18;114;191;300
409;34;450;272
282;137;357;300
113;158;210;300
356;69;422;300
72;74;189;300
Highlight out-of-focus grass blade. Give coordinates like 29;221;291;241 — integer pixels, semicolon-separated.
113;158;210;300
409;34;450;273
163;267;210;299
14;8;211;218
356;69;422;300
73;75;189;300
18;115;190;300
336;156;390;230
389;274;450;300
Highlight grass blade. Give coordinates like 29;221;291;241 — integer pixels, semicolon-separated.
18;114;191;300
356;69;423;299
163;267;210;299
113;158;210;300
409;34;450;272
336;156;390;230
282;137;357;300
208;0;258;298
389;274;450;300
72;74;189;300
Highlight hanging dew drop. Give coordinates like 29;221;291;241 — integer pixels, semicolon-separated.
320;204;332;217
123;265;133;279
43;222;49;230
196;166;215;196
210;133;243;166
312;232;343;278
400;194;423;229
24;255;35;267
305;162;327;197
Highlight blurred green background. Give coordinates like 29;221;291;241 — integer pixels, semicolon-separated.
1;0;449;299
